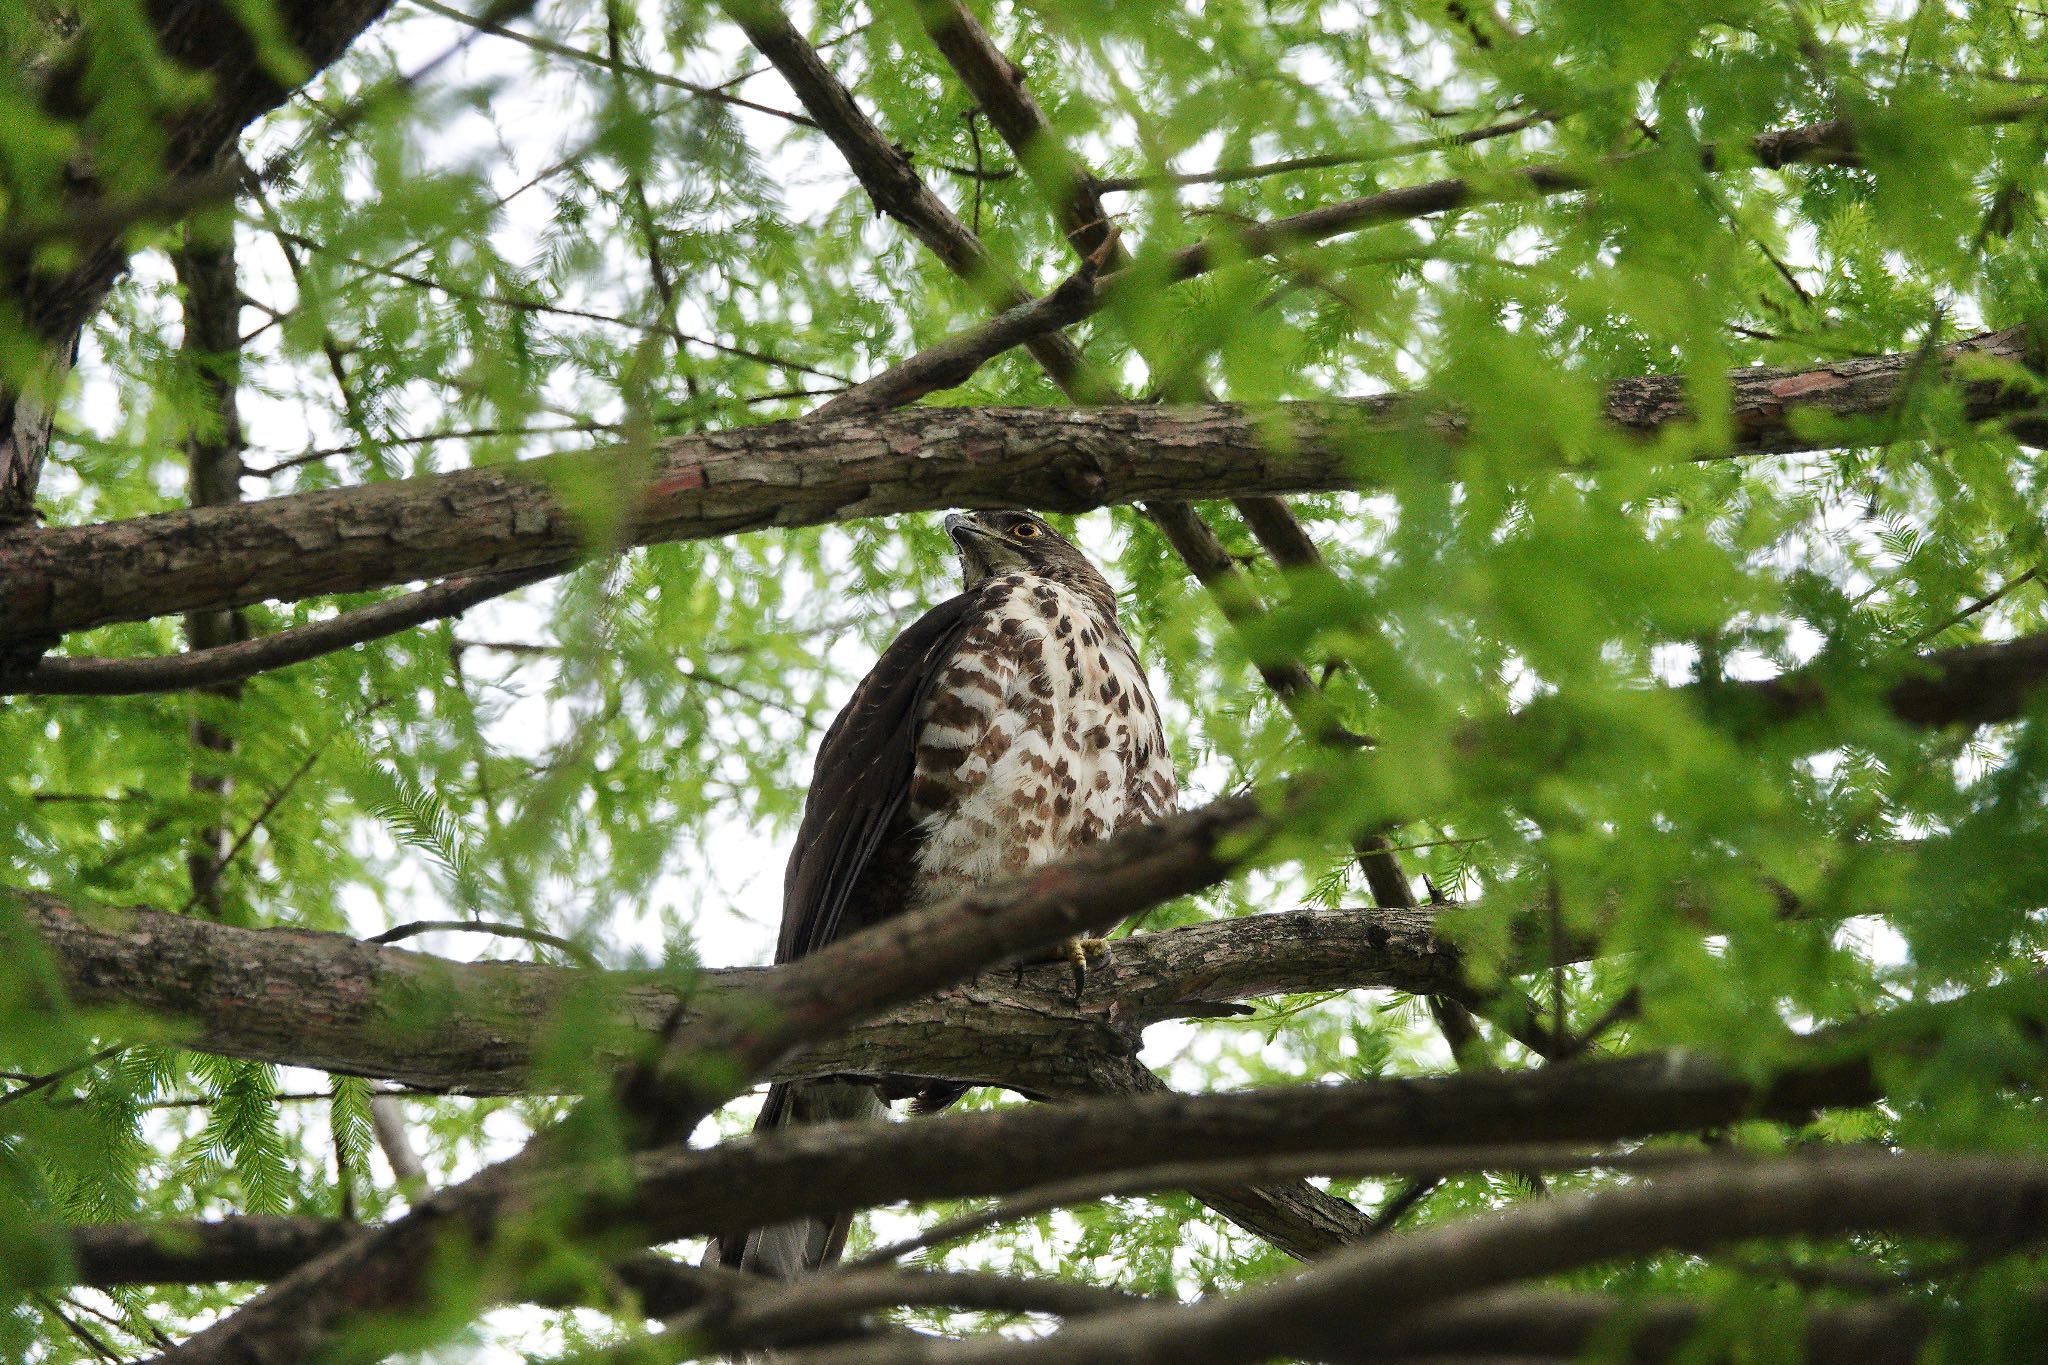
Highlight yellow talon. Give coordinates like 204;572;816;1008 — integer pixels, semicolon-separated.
1065;936;1112;995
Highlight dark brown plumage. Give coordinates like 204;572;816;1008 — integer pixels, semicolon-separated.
720;510;1175;1277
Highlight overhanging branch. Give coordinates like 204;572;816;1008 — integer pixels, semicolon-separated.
2;326;2037;649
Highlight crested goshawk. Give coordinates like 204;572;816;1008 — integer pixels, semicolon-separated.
720;510;1177;1277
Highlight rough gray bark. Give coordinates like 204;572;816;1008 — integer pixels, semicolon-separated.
20;609;2035;1100
51;1217;2041;1365
140;978;2031;1365
2;326;2036;652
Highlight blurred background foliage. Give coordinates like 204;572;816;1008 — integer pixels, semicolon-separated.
4;0;2048;1357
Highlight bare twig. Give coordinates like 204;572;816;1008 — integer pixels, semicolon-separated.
847;1143;1673;1268
410;0;815;126
1093;111;1552;192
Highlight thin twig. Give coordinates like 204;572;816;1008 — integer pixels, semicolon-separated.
846;1144;1674;1268
172;710;379;918
264;228;850;383
1906;567;2040;649
1094;110;1551;191
369;918;600;967
0;1046;126;1109
409;0;815;126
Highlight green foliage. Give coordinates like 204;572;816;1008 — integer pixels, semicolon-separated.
4;0;2048;1357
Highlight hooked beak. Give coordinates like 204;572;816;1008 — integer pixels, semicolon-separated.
944;512;994;546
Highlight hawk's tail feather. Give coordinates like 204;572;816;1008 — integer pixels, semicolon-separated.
713;1077;885;1278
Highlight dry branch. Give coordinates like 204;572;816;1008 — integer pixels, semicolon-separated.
3;326;2036;651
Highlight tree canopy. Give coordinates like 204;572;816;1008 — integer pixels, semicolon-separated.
4;0;2048;1360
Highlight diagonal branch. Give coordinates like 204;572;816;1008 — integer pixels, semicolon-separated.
16;627;2039;1095
0;1;408;526
124;974;2048;1347
410;0;814;126
141;794;1271;1365
825;1150;2048;1364
7;568;549;695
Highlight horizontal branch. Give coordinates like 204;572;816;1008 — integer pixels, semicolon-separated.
109;973;2038;1362
12;824;1852;1098
57;1205;2036;1363
1365;1283;2046;1365
54;1214;1139;1336
4;327;2038;649
578;976;2047;1249
860;1150;2048;1364
409;0;815;126
5;567;547;695
1157;99;2043;284
63;972;2048;1364
147;792;1279;1365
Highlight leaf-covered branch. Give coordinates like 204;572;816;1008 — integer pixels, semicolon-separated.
3;326;2036;651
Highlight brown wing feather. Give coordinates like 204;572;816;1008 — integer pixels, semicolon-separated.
776;588;986;964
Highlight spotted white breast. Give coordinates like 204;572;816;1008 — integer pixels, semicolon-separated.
905;572;1175;911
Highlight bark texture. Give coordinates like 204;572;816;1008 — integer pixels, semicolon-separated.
2;326;2036;651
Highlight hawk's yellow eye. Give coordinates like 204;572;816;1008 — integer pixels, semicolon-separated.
1013;523;1040;539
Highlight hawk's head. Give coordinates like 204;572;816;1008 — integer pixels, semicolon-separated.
945;511;1116;614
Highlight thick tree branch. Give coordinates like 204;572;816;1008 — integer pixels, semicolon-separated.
1070;1055;1378;1257
3;326;2036;651
56;976;2048;1298
824;1150;2048;1364
51;1187;2040;1365
126;972;2047;1357
1362;1284;2048;1365
20;609;2035;1101
66;969;2048;1365
143;794;1270;1365
18;889;1471;1095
